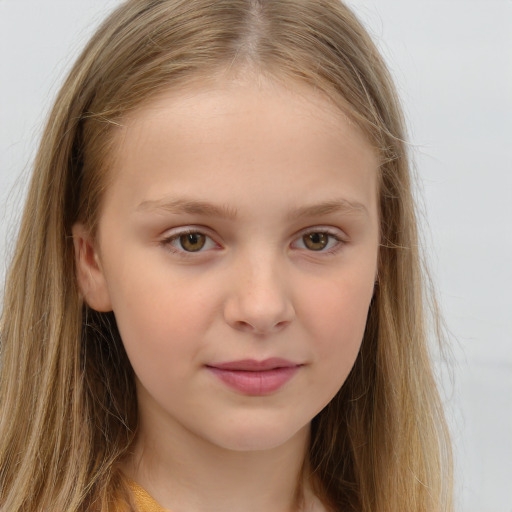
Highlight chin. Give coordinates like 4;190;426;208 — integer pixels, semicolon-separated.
204;419;310;453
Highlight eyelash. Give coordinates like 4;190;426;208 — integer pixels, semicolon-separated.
292;229;345;254
160;227;346;256
160;229;219;256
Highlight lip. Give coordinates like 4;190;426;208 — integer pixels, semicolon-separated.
206;358;301;395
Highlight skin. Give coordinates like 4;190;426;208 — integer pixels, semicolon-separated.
73;76;380;512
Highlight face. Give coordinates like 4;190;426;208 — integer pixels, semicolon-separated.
74;78;380;453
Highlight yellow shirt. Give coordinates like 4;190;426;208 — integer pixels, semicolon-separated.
129;481;170;512
127;481;324;511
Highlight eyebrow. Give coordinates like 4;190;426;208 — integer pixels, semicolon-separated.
287;199;369;220
136;197;368;220
136;197;238;219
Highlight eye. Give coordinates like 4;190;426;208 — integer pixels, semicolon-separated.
162;230;218;253
292;230;344;252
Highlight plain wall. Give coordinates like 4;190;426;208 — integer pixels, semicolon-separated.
1;1;511;510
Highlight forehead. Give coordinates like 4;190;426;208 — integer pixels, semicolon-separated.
116;72;375;151
103;77;379;220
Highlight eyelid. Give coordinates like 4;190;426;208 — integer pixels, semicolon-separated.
291;226;348;253
160;226;221;255
158;225;348;256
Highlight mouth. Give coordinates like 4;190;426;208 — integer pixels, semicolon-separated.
205;358;302;395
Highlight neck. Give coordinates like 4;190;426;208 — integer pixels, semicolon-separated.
123;412;315;511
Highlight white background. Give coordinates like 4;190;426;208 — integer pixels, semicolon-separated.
1;1;511;510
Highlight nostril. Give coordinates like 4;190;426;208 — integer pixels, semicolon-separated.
233;320;253;332
232;319;291;335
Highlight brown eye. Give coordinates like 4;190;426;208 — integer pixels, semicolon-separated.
303;232;330;251
179;232;206;252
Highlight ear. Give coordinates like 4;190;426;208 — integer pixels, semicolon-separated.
72;223;112;312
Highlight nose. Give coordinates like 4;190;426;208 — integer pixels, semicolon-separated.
223;254;295;335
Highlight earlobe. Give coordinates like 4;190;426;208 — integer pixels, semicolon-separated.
72;223;113;312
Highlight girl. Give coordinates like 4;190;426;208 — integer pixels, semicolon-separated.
0;1;453;511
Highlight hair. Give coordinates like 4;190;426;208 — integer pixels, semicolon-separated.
0;1;452;510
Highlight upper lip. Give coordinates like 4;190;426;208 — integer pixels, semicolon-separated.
207;358;300;371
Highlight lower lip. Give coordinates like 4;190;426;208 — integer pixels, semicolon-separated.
207;366;300;395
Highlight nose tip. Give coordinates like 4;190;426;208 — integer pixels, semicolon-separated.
223;265;295;335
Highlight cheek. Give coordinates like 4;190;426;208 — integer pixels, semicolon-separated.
300;271;374;370
105;264;215;376
278;272;374;421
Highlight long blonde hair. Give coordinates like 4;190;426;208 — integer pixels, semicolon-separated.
0;1;452;510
